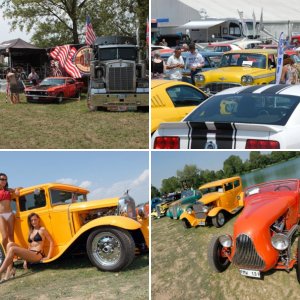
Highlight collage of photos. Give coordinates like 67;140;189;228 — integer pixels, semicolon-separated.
1;0;300;299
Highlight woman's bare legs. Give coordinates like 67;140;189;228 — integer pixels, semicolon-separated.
0;245;42;277
0;217;8;251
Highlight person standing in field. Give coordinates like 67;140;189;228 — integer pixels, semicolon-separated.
6;68;20;104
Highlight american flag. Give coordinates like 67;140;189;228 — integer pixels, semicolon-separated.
50;45;82;78
85;16;96;46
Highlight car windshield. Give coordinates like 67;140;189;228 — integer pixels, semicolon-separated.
181;189;194;198
98;47;137;60
50;189;87;205
40;78;65;86
219;53;267;69
245;180;298;197
204;45;231;52
200;185;224;195
185;93;300;126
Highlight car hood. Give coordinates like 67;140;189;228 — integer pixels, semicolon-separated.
27;85;60;91
233;191;297;237
201;67;274;79
68;197;120;212
200;192;222;204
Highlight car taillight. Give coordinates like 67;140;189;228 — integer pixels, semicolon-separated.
246;139;280;149
154;137;180;149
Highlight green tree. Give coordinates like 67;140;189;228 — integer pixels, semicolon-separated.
176;164;200;189
160;176;181;195
151;185;160;198
0;0;148;47
223;155;243;177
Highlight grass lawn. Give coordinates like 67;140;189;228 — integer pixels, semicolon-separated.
0;93;149;149
0;253;149;299
152;216;300;300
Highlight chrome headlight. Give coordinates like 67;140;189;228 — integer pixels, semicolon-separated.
186;207;193;214
241;75;254;84
196;74;205;82
202;205;209;213
271;233;289;250
118;193;137;220
219;235;232;247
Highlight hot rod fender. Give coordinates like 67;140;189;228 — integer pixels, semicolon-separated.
208;206;226;217
44;216;145;263
180;211;198;227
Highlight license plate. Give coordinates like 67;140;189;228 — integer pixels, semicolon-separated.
198;221;205;226
239;269;260;278
33;96;39;100
108;105;137;112
117;94;126;99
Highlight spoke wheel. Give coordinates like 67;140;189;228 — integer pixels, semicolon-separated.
86;227;135;271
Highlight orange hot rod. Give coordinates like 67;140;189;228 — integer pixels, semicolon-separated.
208;179;300;281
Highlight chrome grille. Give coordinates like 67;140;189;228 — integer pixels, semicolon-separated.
193;203;206;219
27;91;48;96
107;63;135;92
205;83;241;94
232;234;265;269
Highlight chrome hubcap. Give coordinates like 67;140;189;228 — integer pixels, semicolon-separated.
218;213;225;225
92;232;121;267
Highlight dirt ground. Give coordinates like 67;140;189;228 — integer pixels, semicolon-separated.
151;216;300;300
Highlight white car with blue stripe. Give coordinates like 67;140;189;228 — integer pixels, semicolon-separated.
152;85;300;149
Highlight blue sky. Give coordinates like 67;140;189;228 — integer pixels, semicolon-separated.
151;151;254;188
0;151;149;204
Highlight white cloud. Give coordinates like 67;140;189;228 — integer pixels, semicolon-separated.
56;178;78;185
89;169;149;204
79;180;92;189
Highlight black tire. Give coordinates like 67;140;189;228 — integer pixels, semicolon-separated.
86;227;135;272
208;235;230;272
212;211;226;228
57;92;64;104
0;244;5;267
182;218;191;229
296;236;300;283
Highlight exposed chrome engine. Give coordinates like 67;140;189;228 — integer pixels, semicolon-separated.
83;207;117;223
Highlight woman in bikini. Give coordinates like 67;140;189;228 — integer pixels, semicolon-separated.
0;212;54;281
0;173;21;251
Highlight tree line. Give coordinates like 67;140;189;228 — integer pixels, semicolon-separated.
0;0;148;48
151;152;300;198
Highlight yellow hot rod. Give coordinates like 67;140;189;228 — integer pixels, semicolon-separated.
180;177;244;228
0;183;148;272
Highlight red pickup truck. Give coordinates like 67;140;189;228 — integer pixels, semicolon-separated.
25;77;84;103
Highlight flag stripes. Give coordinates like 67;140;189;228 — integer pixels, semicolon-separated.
86;16;96;45
50;45;82;78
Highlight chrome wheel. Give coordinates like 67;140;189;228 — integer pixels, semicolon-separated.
92;232;121;267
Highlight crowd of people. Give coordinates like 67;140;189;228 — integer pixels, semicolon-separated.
151;43;205;84
0;173;54;282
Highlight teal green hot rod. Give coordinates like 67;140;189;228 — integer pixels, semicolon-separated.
166;189;202;219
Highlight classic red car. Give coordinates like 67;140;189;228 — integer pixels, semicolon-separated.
208;179;300;282
25;77;84;103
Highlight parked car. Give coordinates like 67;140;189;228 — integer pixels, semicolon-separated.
152;84;300;149
180;177;243;228
204;43;241;52
208;179;300;282
151;197;162;211
2;183;148;272
25;77;83;103
166;189;202;219
151;80;208;133
195;49;277;94
151;192;181;219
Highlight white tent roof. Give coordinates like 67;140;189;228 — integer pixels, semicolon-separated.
180;20;226;29
179;0;300;21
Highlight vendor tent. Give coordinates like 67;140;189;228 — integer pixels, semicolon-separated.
0;38;48;77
